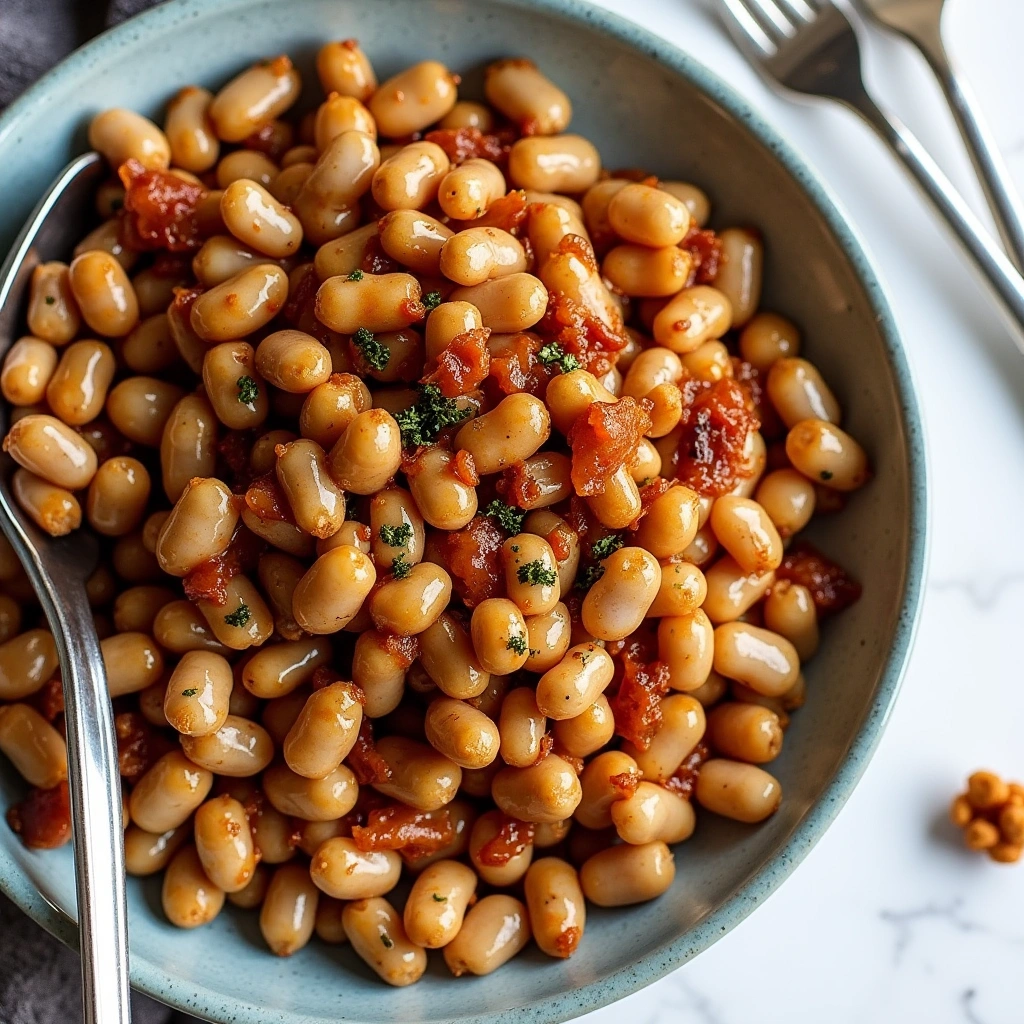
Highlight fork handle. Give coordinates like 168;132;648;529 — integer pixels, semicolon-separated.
46;580;132;1024
928;44;1024;272
848;90;1024;351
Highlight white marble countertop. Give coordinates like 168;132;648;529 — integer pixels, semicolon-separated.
575;1;1024;1021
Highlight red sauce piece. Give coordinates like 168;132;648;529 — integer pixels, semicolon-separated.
681;227;723;286
609;769;642;799
611;653;671;751
535;732;554;764
182;525;262;606
118;159;206;252
442;515;506;607
546;525;571;562
452;449;480;487
7;781;71;849
776;542;862;616
281;263;318;325
115;711;172;782
400;296;427;323
359;235;401;275
244;473;290;522
32;677;64;722
244;121;292;162
554;926;583;957
346;719;392;785
540;289;629;379
424;328;491;398
470;189;530;234
488;331;552;396
380;634;421;668
567;396;653;496
351;805;453;860
669;377;759;497
477;816;536;866
311;666;344;691
425;127;511;166
497;461;542;508
216;429;254;490
663;742;709;800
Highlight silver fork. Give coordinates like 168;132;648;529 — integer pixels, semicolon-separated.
857;0;1024;271
0;153;131;1024
716;0;1024;351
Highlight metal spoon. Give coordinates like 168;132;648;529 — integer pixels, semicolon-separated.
0;152;132;1024
856;0;1024;272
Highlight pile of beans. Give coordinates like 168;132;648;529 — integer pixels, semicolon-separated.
0;43;869;984
950;771;1024;863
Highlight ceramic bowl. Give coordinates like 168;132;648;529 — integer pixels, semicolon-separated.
0;0;927;1021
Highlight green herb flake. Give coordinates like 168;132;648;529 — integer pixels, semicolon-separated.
590;534;624;561
345;494;359;521
391;552;412;579
820;470;834;481
394;383;471;449
423;290;442;312
516;560;558;587
44;295;56;306
379;523;413;547
347;269;364;281
536;341;581;374
575;564;605;591
431;893;447;903
180;688;199;698
506;633;528;656
510;545;520;553
236;375;260;405
224;603;251;628
352;327;390;372
482;499;526;535
380;933;394;949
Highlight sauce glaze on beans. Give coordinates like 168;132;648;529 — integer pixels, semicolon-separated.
0;42;868;982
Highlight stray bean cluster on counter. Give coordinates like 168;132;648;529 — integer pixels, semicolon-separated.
0;42;869;983
951;772;1024;863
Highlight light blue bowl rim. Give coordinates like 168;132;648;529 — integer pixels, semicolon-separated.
0;0;929;1020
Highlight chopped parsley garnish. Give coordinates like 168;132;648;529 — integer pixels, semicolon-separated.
575;564;605;591
510;545;519;553
347;269;364;281
345;493;359;521
44;295;56;305
394;383;471;448
506;633;528;656
180;688;199;698
482;499;526;535
391;552;412;579
380;934;394;949
516;560;558;587
224;603;251;627
423;290;442;312
537;341;580;374
820;470;834;481
431;893;447;902
590;534;624;561
379;523;413;547
236;375;260;405
352;327;390;371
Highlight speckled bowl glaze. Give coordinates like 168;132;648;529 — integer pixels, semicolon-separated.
0;0;927;1020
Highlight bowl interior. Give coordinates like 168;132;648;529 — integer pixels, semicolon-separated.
0;1;925;1021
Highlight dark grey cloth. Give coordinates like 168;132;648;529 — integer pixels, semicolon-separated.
0;8;189;1023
